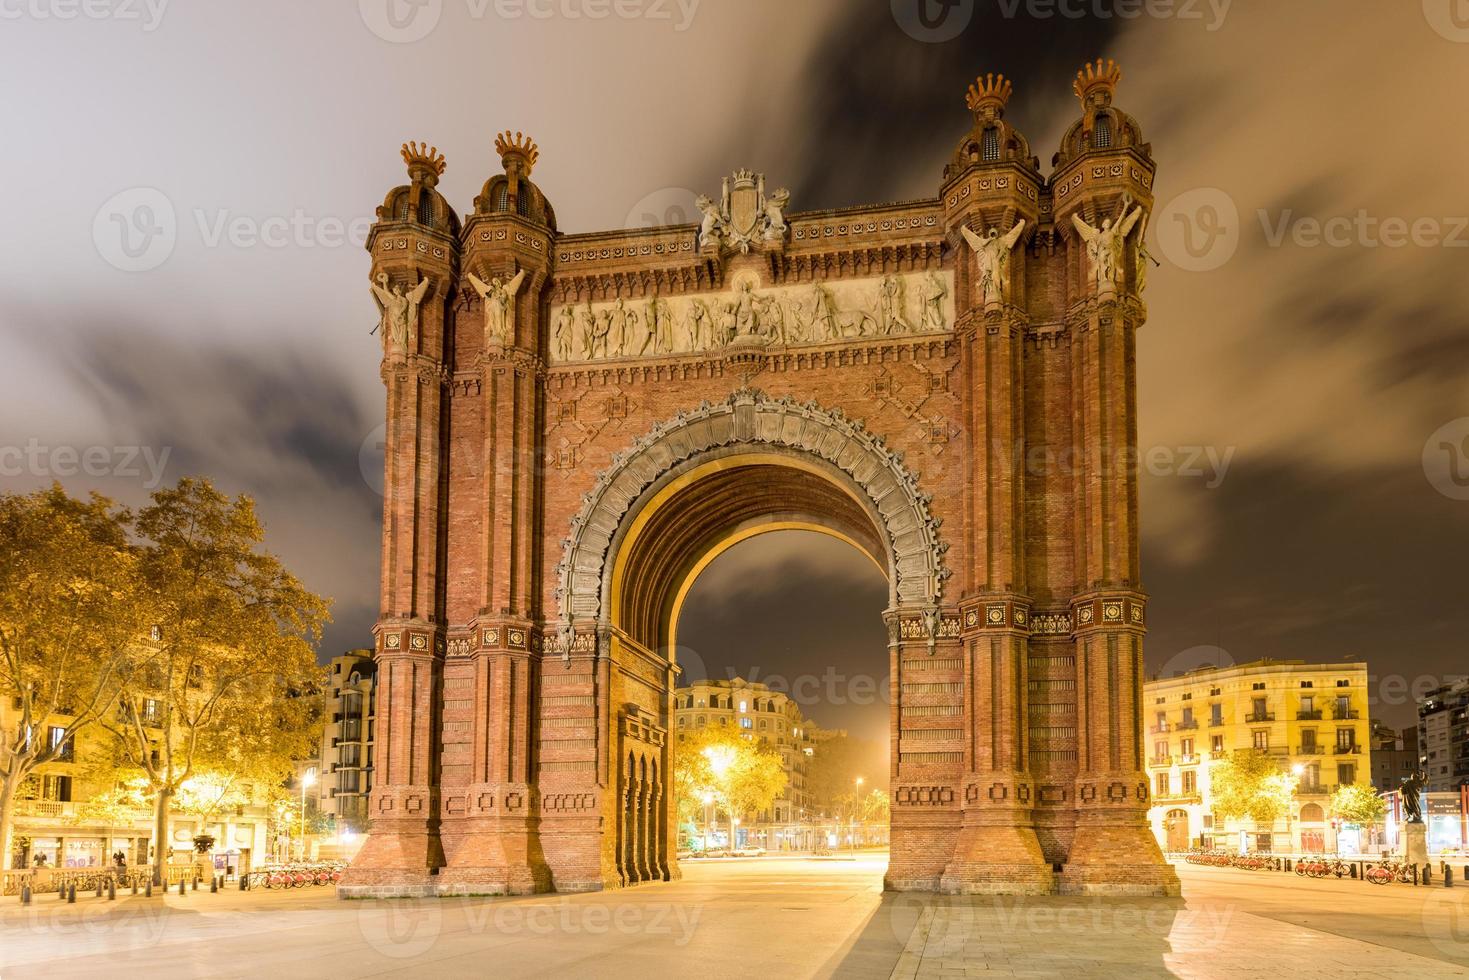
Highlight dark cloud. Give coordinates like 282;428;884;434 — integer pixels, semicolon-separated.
677;531;890;743
788;4;1124;208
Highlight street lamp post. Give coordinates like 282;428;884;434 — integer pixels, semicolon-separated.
298;768;317;863
1288;763;1304;857
853;777;865;851
700;791;714;854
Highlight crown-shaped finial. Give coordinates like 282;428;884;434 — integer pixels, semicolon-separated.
401;141;446;181
965;73;1013;114
494;130;539;175
1073;58;1122;106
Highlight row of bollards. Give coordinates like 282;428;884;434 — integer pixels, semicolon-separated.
16;872;207;905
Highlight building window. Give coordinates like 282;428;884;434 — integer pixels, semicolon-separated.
1155;772;1169;795
1210;704;1222;726
1252;682;1266;691
740;718;752;729
1182;770;1197;794
1300;680;1314;688
1336;679;1350;687
981;126;1000;161
739;700;747;713
1211;734;1224;753
1180;737;1194;757
1338;764;1356;785
1154;739;1168;760
1336;728;1356;751
1301;729;1317;752
1252;730;1269;751
1093;113;1112;149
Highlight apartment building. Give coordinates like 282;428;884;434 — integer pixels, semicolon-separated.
1143;659;1372;854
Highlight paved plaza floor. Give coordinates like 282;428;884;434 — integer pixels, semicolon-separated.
4;856;1469;978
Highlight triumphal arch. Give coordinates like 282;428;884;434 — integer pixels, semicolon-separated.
341;61;1179;898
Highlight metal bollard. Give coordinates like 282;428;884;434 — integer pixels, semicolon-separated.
1447;865;1454;888
210;876;217;893
239;875;247;891
96;880;104;898
1350;863;1359;879
145;878;153;898
1284;859;1291;872
20;883;31;905
131;879;138;895
108;878;116;901
68;883;77;903
179;878;186;896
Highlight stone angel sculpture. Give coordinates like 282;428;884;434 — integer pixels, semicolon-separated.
961;220;1026;308
1071;205;1143;293
370;272;430;353
468;266;528;346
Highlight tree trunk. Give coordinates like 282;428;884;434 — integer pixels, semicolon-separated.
152;785;172;886
0;776;16;871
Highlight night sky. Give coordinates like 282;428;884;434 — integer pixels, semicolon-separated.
2;2;1464;737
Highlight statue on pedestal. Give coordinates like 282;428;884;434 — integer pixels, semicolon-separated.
1402;769;1426;824
961;220;1025;308
468;266;528;346
369;273;430;353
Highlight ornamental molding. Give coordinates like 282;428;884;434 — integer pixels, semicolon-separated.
554;388;951;630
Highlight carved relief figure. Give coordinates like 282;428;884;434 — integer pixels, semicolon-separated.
961;220;1026;307
608;298;629;357
685;299;711;351
921;271;948;331
555;304;575;361
548;271;952;364
592;309;611;359
578;303;597;359
809;283;839;341
732;280;758;338
878;275;912;334
369;272;429;353
1071;205;1143;293
468;266;527;346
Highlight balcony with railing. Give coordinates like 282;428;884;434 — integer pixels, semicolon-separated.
1149;723;1170;734
1178;753;1200;765
1295;744;1324;755
1210;749;1228;760
1296;709;1323;720
1176;719;1199;731
1332;708;1361;720
1334;743;1361;755
1153;792;1203;805
1149;755;1172;768
1245;711;1276;723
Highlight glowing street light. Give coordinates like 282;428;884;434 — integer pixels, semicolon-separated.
298;767;317;863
